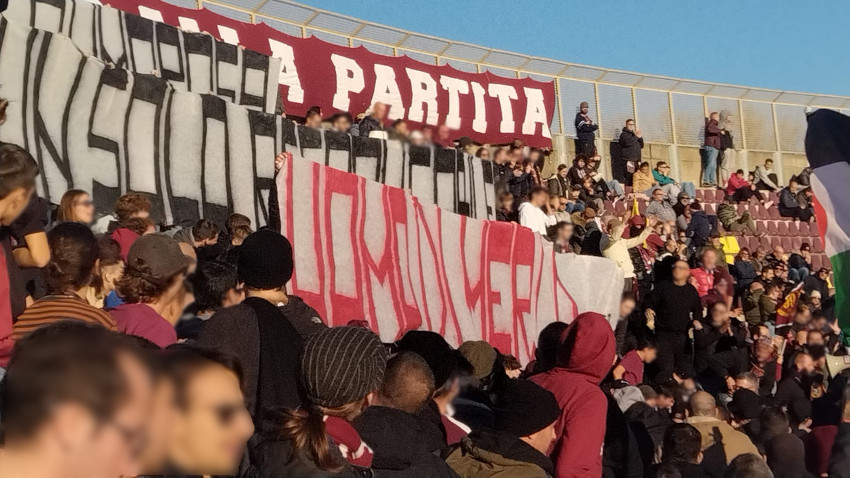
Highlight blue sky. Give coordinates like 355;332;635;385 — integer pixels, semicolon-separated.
296;0;850;96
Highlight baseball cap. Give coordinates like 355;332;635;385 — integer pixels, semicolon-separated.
127;234;193;278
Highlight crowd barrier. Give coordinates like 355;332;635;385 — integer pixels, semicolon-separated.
4;0;281;114
0;17;624;361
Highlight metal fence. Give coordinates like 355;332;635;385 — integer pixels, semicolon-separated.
175;0;849;168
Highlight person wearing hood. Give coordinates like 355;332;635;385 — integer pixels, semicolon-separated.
529;312;616;478
446;379;560;478
574;101;598;157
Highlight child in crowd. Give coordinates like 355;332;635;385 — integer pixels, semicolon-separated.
613;335;658;385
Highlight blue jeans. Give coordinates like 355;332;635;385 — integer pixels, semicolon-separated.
566;201;585;214
789;267;810;283
607;180;625;198
681;181;697;199
703;146;719;185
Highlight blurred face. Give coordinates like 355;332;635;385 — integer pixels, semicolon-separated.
652;190;665;202
478;149;490;160
437;125;450;141
52;404;134;478
702;250;717;269
169;365;254;476
1;186;34;225
795;330;808;345
626;120;635;131
620;298;636;319
522;422;557;455
710;303;729;328
754;344;773;363
394;121;409;137
559;167;568;178
763;268;775;281
665;239;678;253
333;116;351;132
797;354;816;375
557;224;573;242
501;196;513;210
710;113;719;122
808;332;825;347
642;347;658;363
305;112;322;129
735;377;757;394
790;181;798;193
672;261;690;281
765;161;773;171
373;103;387;120
819;270;828;280
581;106;588;114
740;250;750;261
73;193;95;224
657;394;675;409
577;158;586;168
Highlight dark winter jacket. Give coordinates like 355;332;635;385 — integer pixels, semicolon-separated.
732;259;758;292
575;112;599;143
693;322;748;374
446;430;552;478
278;296;326;340
686;211;713;248
704;119;722;149
707;348;776;397
358;115;384;138
508;172;533;200
618;129;644;162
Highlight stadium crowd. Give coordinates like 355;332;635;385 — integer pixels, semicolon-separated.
0;93;848;478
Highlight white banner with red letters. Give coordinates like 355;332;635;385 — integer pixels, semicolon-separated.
278;154;623;364
106;0;556;147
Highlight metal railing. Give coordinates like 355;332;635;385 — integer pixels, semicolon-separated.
174;0;847;176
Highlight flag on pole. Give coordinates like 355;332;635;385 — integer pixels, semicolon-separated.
631;195;640;217
805;109;850;343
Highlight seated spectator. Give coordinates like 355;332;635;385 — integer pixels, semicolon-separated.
152;345;254;476
518;186;556;237
495;191;517;223
754;158;782;192
565;184;586;214
632;161;656;195
446;379;560;477
779;179;814;222
655;424;706;478
726;169;773;206
56;189;96;225
653;161;696;203
684;391;759;475
673;191;692;217
613;334;658;385
579;175;607;214
358;102;387;138
13;223;117;339
530;312;616;478
548;194;572;224
803;267;830;298
109;234;190;348
92;234;125;309
646;188;677;223
252;327;388;476
353;352;456;476
788;243;813;283
587;155;625;199
717;197;760;236
548;164;570;198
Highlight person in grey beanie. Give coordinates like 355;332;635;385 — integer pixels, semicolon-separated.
250;326;392;477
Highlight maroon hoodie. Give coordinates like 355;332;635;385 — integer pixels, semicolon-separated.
530;312;616;478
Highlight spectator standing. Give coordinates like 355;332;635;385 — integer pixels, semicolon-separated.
109;234;190;348
197;230;324;419
574;101;598;157
530;312;616;478
304;107;322;129
491;148;511;195
644;260;703;379
252;327;388;476
603;213;657;292
702;112;723;187
0;144;39;367
755;158;782;192
331;112;353;134
718;110;736;188
519;186;556;237
176;261;243;341
779;179;814;222
508;163;533;201
618;119;644;185
13;223;116;339
612;335;658;385
358;102;387;138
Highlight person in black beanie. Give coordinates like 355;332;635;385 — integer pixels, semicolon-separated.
197;230;323;422
251;326;390;477
445;379;560;477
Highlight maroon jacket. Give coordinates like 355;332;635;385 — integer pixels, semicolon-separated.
705;118;722;149
530;312;616;478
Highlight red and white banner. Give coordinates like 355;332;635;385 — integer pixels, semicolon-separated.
106;0;556;147
279;155;623;364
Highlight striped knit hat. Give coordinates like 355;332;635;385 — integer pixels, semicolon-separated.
301;326;389;408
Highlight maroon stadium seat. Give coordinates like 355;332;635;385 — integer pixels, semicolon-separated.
771;237;782;249
749;236;762;251
767;221;778;236
797;222;809;236
638;200;647;215
790;236;803;251
714;190;725;203
781;237;793;251
759;237;773;250
604;200;614;212
752;205;768;220
737;204;747;216
769;192;779;204
768;207;781;220
814;237;825;253
777;222;789;237
788;222;800;236
705;203;716;215
695;189;706;202
811;254;823;271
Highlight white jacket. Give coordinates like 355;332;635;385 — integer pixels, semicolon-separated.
518;202;556;237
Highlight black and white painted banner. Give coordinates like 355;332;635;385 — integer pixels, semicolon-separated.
3;0;281;114
0;18;497;229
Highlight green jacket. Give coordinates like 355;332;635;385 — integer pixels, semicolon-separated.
717;203;738;228
446;433;552;478
743;288;764;325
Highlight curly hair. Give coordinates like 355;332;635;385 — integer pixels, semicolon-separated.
115;257;184;304
122;217;154;235
114;192;151;222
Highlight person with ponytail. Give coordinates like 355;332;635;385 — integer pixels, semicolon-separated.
251;326;389;477
12;222;116;339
